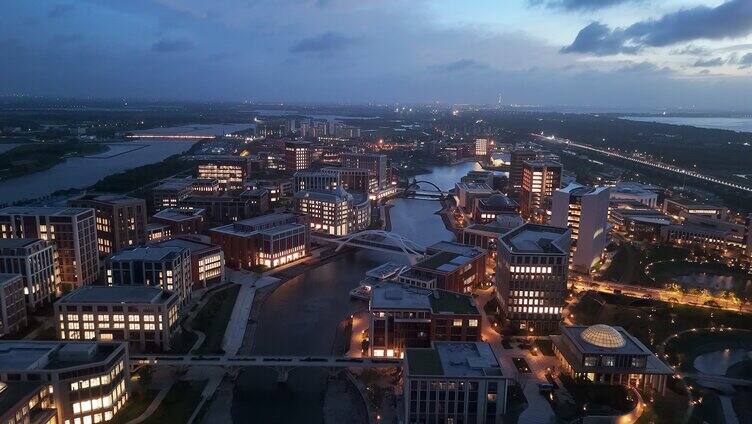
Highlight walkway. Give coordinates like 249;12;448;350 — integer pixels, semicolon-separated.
222;269;279;356
126;387;171;424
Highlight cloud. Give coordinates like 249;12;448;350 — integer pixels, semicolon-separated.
671;45;711;56
563;0;752;56
290;32;357;54
693;57;726;67
739;53;752;68
48;4;75;19
151;38;196;53
430;59;489;73
560;22;637;56
529;0;643;12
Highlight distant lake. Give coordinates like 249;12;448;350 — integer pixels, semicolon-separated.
0;140;196;204
253;110;378;121
621;116;752;133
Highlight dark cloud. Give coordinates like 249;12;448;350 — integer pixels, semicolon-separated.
529;0;643;12
48;4;75;19
430;59;489;73
560;22;637;56
563;0;752;56
693;57;725;67
739;53;752;68
613;61;672;75
151;38;196;53
290;32;357;54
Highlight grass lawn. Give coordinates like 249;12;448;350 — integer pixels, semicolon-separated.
192;284;240;354
558;375;637;415
141;380;206;424
111;387;159;424
167;327;198;354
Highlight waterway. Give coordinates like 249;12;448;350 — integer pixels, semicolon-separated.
231;161;481;423
0;140;196;203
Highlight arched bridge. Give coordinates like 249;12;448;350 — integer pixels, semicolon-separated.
313;230;426;264
403;180;449;199
131;354;402;383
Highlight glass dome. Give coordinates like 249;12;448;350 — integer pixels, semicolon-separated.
580;324;626;348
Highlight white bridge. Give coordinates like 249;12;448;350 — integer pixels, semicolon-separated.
313;230;426;264
131;354;402;382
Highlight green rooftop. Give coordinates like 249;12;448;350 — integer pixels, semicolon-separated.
406;348;444;376
429;291;480;315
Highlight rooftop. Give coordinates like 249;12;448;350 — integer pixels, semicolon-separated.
427;241;485;257
406;342;503;378
0;341;120;371
59;286;173;304
150;236;216;252
500;223;570;254
0;207;92;217
153;178;194;191
152;208;205;222
109;246;185;262
0;382;44;415
414;251;475;274
0;238;44;249
0;274;20;287
370;282;479;315
71;193;143;205
456;182;493;192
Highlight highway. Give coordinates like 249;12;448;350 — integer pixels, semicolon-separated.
533;134;752;193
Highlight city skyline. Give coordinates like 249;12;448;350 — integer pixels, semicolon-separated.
2;1;752;109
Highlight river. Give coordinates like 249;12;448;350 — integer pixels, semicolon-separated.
231;161;482;423
0;140;196;203
621;116;752;133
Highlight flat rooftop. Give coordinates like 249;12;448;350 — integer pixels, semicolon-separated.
0;341;117;371
59;286;171;304
427;241;483;257
110;246;184;261
153;178;194;191
153;208;204;222
0;207;91;217
406;342;503;378
72;194;142;205
414;248;482;274
150;236;216;252
0;274;20;287
456;182;493;192
0;238;43;249
370;282;479;315
500;223;569;254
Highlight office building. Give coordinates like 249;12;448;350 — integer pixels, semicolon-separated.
399;242;486;293
519;160;562;222
293;169;340;193
285;141;312;171
0;274;27;337
106;246;192;307
462;215;524;251
496;223;570;333
663;198;728;222
369;282;481;358
322;167;377;193
472;193;518;224
150;236;224;288
0;238;56;310
56;286;180;352
145;223;171;243
455;183;495;210
551;183;610;274
0;381;56;424
661;214;746;258
404;342;509;424
178;189;270;224
341;152;388;188
474;138;490;156
609;182;660;208
69;194;147;257
151;208;205;236
508;148;538;193
0;207;99;289
195;156;252;190
151;178;194;210
294;188;371;236
0;340;129;424
551;324;673;395
210;213;309;270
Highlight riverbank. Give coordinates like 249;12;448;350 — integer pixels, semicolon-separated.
0;141;109;181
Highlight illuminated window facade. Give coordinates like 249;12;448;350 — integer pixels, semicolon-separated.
196;156;251;190
55;286;179;352
0;274;28;336
69;194;147;258
0;238;57;311
519;160;562;223
284;141;312;171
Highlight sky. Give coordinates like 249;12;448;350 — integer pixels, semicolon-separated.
2;0;752;110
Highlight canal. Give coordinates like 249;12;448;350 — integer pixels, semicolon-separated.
231;161;482;423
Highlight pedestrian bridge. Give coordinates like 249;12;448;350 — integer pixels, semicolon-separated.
313;230;426;264
131;354;402;382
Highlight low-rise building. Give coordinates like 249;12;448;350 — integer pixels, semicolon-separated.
551;324;673;395
472;193;518;224
210;213;310;270
195;155;252;190
178;189;270;224
663;198;728;221
661;214;746;257
68;194;147;257
0;381;56;424
55;286;180;352
399;242;486;293
609;182;660;208
0;274;27;337
106;246;192;308
462;215;524;251
149;236;224;288
0;238;56;310
152;178;194;210
369;282;481;358
455;183;495;210
404;342;509;424
151;208;205;236
0;341;129;424
295;188;370;236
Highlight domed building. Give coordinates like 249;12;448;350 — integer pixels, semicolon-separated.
472;193;519;224
551;324;674;395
